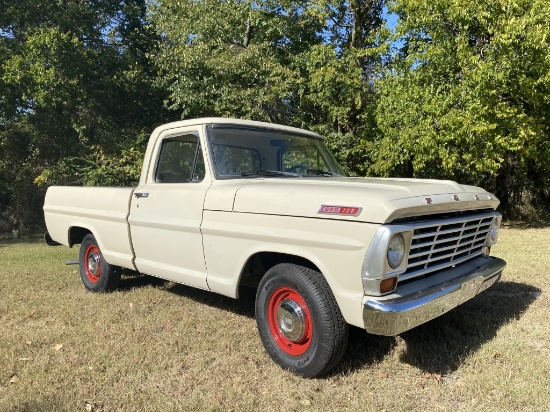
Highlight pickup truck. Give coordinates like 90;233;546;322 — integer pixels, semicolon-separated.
44;118;506;377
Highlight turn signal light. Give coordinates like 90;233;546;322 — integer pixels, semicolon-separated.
380;277;398;294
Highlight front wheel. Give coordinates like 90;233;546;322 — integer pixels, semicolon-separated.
256;263;348;378
79;234;121;292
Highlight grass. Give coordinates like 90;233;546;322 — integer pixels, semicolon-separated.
1;226;548;411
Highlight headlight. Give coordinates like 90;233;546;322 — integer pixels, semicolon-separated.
490;219;499;242
387;233;405;269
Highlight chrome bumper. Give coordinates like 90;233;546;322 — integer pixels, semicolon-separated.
363;257;506;336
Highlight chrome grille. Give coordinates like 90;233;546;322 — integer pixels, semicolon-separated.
401;213;495;280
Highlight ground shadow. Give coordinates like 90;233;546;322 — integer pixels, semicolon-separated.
332;326;398;376
396;281;540;374
325;280;540;376
338;281;540;376
115;275;541;377
165;282;257;318
117;272;257;318
117;271;169;291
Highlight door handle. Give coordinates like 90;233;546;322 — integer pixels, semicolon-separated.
134;192;149;198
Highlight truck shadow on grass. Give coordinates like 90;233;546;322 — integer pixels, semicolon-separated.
117;270;169;291
336;281;541;376
117;275;540;377
117;273;258;318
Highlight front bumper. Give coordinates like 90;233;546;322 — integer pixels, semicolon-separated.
363;257;506;336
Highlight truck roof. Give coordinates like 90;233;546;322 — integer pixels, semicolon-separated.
151;117;321;138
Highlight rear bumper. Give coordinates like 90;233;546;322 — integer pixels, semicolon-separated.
363;257;506;336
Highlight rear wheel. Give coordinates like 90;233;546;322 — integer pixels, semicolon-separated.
256;263;348;378
79;234;121;292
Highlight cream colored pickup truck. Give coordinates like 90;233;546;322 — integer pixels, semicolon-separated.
44;118;506;377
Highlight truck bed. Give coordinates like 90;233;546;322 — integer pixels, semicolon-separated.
44;186;136;269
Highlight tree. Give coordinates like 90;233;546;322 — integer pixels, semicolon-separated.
0;0;170;232
375;0;550;212
153;0;322;124
152;0;387;174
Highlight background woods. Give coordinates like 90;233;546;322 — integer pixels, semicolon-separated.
0;0;171;233
1;0;549;233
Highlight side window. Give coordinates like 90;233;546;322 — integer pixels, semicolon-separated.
155;134;205;183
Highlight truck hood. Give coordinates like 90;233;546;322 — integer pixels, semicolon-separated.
206;177;499;224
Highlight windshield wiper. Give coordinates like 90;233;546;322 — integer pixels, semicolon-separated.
306;169;337;176
241;170;300;178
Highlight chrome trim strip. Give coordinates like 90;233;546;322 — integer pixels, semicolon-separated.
410;227;489;246
409;235;484;259
363;257;506;336
411;221;491;240
401;251;484;280
407;243;484;268
408;211;497;229
399;212;499;281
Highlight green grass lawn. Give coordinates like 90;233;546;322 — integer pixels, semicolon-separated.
1;226;549;411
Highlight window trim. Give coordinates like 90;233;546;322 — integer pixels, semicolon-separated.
154;134;205;184
205;124;327;180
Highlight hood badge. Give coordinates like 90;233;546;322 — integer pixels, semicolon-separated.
424;197;433;205
453;195;460;201
318;205;362;217
474;194;480;201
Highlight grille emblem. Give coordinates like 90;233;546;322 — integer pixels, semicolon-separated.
424;197;433;204
474;195;480;201
453;195;460;201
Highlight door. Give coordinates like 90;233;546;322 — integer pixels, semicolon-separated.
128;128;211;289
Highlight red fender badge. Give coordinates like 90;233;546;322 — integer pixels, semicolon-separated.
318;205;362;216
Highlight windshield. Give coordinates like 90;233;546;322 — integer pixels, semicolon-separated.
206;125;346;179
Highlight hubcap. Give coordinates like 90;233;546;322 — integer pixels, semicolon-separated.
84;245;101;283
276;299;306;342
87;252;100;276
267;287;313;356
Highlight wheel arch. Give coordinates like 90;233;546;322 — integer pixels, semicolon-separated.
224;246;364;328
68;226;93;247
236;250;323;291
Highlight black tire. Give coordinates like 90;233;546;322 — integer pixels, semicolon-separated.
256;263;348;378
79;234;121;292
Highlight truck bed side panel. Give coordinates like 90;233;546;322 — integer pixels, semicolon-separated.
44;186;135;269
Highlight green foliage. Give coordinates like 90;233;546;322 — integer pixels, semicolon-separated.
376;0;550;210
34;138;146;188
2;0;549;229
152;0;320;123
0;0;170;232
152;0;387;174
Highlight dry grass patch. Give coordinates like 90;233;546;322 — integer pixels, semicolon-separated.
1;227;548;411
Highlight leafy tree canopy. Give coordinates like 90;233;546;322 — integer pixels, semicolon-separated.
152;0;388;174
375;0;550;208
0;0;170;231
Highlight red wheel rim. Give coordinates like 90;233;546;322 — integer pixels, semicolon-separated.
84;244;101;284
267;287;313;356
